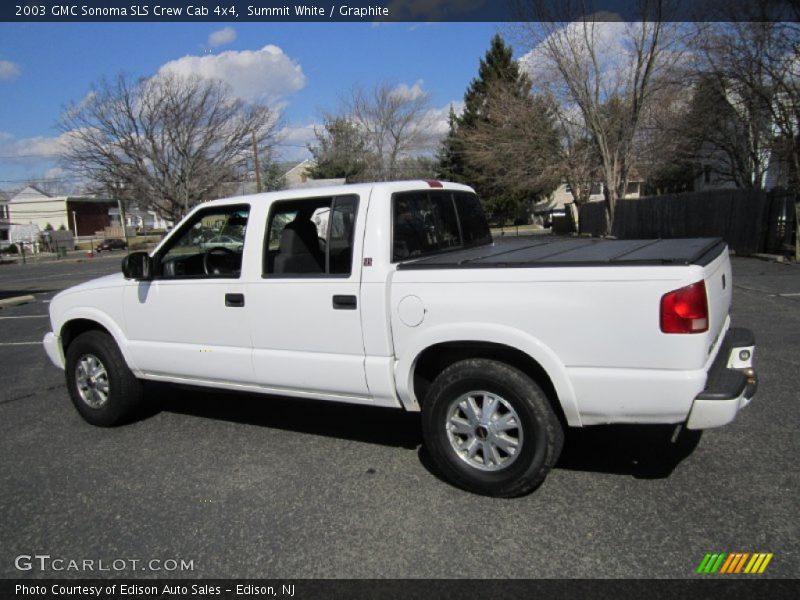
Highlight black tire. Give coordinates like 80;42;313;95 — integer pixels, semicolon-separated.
421;359;563;498
64;330;143;427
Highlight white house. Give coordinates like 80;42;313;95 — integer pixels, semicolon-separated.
282;159;345;189
108;205;172;232
7;186;116;236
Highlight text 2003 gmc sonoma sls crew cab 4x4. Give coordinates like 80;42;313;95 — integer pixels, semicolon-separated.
43;181;758;497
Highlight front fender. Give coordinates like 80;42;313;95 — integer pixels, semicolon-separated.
395;322;581;426
56;307;139;374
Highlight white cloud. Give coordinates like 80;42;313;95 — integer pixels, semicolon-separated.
275;124;317;161
391;80;427;101
208;26;236;48
158;45;306;102
0;130;79;161
0;60;21;80
521;20;633;83
44;166;66;179
425;100;464;136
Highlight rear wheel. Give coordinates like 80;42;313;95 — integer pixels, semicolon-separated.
422;359;563;497
65;330;143;426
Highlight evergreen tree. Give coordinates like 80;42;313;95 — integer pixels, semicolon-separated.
307;116;370;182
435;105;466;182
439;34;547;224
460;34;532;129
259;146;287;192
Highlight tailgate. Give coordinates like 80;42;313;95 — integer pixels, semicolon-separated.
702;246;733;349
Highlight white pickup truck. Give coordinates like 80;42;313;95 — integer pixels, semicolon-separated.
43;181;758;496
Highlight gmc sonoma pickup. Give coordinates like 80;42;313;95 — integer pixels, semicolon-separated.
43;181;758;497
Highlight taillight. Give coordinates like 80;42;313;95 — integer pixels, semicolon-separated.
660;281;709;334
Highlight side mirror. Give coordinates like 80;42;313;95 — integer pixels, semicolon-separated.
122;251;153;280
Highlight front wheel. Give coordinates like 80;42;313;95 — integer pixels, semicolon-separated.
65;330;143;427
421;359;563;497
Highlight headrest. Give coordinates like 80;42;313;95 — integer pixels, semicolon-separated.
279;227;312;254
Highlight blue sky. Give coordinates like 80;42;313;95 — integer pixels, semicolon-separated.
0;21;516;192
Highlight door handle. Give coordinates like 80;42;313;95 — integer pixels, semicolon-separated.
225;293;245;308
332;295;357;310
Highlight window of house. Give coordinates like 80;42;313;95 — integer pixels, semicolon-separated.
156;205;249;279
263;195;358;277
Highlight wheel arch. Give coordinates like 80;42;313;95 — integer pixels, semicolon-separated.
58;310;138;373
396;325;581;427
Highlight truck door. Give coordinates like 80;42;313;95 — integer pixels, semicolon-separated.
247;194;370;398
123;204;254;383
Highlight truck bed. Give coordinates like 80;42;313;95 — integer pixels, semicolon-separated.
397;237;727;270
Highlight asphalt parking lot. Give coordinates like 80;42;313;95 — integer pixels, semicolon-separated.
0;254;797;579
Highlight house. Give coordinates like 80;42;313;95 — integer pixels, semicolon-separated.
282;159;345;189
6;186;116;237
108;205;171;232
535;180;643;217
549;180;643;208
217;160;345;198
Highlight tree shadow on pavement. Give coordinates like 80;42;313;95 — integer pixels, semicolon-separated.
147;383;422;450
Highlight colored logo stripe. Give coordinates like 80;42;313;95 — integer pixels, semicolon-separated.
697;553;773;574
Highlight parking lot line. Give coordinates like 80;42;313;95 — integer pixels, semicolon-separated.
0;341;41;346
0;315;48;319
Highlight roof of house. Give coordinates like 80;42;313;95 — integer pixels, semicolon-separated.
10;185;53;201
282;159;314;179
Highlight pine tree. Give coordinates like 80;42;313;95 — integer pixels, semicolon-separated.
307;116;370;182
435;105;465;182
439;34;545;224
460;34;532;129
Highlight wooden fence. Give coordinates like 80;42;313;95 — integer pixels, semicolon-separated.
577;188;793;256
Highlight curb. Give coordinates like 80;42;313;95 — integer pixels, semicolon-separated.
0;295;35;309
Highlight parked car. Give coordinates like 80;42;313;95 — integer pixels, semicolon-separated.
198;234;244;252
95;239;127;252
43;181;757;497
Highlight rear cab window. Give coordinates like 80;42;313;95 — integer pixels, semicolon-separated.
392;190;491;262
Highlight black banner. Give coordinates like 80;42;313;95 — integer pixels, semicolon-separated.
2;1;798;23
2;579;799;600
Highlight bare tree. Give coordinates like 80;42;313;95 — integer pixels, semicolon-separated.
518;1;689;224
346;82;437;181
59;73;279;222
22;174;72;197
552;104;601;204
693;10;799;258
696;18;799;183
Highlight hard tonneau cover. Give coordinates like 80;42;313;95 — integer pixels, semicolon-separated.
397;237;726;270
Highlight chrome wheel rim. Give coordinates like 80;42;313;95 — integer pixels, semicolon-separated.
75;354;110;408
445;390;523;471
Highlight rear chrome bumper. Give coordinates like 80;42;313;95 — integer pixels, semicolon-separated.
686;328;757;429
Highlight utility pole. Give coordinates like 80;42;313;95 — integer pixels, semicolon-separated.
114;182;130;252
252;131;262;193
72;210;78;238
